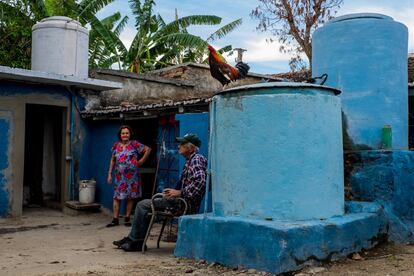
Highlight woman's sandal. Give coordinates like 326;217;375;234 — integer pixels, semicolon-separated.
106;218;119;227
124;217;132;227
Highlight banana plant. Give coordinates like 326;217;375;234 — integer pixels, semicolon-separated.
124;0;223;73
0;0;114;68
89;12;129;69
183;18;243;64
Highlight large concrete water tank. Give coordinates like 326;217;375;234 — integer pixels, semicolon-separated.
312;13;408;150
32;16;89;77
210;82;344;221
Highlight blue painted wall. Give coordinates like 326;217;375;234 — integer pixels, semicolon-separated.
0;82;71;98
77;119;93;181
80;113;210;211
0;81;72;216
156;122;180;192
0;116;10;216
210;83;344;220
80;121;120;210
155;113;210;192
313;13;408;150
176;113;209;173
348;150;414;243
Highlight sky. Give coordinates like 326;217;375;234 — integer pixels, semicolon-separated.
97;0;414;74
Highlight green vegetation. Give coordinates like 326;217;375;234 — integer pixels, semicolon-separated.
1;0;242;73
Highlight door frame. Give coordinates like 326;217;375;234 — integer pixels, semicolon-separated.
0;93;70;216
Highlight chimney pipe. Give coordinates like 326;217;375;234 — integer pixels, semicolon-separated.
234;48;246;63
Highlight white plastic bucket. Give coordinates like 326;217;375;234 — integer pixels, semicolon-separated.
79;180;96;204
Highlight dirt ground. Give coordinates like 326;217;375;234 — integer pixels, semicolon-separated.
1;208;414;276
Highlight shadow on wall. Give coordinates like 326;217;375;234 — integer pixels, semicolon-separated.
342;111;373;200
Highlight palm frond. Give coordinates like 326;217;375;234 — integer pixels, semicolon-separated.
98;55;119;69
156;14;165;28
114;15;129;36
158;33;208;49
160;15;221;35
207;18;242;42
128;0;142;23
78;0;114;21
100;12;121;28
90;15;127;57
129;0;155;28
218;45;233;54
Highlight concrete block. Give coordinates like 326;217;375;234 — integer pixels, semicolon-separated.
175;202;386;274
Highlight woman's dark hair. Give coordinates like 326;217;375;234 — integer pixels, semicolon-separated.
117;125;134;141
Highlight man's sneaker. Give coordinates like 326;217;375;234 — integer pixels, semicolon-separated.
113;236;131;247
120;240;147;252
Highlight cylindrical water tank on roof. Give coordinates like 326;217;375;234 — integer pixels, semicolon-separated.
312;13;408;150
32;16;89;78
210;82;344;221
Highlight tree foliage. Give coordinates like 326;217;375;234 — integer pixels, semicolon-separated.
89;12;129;69
0;0;114;68
124;0;231;73
0;0;49;68
1;0;242;73
108;0;242;73
171;12;242;65
251;0;343;71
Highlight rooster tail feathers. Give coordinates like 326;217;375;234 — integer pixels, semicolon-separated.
235;62;250;78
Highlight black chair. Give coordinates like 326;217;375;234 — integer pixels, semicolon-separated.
142;193;187;253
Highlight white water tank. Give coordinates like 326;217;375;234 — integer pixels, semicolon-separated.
32;16;89;77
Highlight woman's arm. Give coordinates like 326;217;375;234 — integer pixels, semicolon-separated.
137;146;151;166
107;155;116;184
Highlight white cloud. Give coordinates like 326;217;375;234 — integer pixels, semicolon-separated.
391;10;414;52
241;38;291;63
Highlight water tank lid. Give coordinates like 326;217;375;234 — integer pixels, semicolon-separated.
328;13;393;24
32;16;88;34
217;82;341;96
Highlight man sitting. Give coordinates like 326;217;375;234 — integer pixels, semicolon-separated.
113;133;207;251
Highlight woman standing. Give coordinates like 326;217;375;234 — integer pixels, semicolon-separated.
106;125;151;227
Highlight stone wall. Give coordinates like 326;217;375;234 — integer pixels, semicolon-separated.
90;63;276;108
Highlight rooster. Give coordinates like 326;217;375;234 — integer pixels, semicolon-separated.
207;45;250;86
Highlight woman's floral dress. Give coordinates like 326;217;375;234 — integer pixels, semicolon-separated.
111;140;145;200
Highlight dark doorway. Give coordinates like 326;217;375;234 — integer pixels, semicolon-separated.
129;119;158;199
23;104;64;210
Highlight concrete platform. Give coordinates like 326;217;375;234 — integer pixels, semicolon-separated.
63;201;101;216
174;201;387;274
